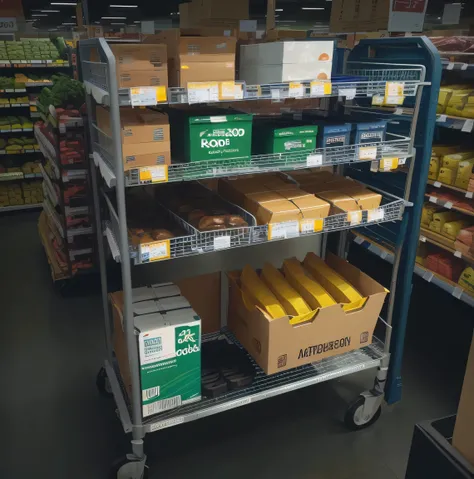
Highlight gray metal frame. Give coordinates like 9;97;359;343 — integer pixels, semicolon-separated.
79;38;429;468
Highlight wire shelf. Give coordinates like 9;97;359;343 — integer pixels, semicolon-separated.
132;328;386;433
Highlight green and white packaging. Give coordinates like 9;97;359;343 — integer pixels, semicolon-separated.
137;309;201;418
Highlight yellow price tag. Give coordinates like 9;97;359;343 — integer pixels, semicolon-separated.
139;165;168;184
156;86;167;103
359;146;378;160
289;82;304;98
380;157;399;171
188;82;219;103
219;81;236;100
310;81;332;96
347;211;362;225
300;218;324;233
139;240;170;263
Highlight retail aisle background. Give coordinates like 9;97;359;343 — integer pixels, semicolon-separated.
0;212;472;479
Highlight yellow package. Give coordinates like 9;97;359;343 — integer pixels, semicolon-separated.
438;167;456;185
455;160;474;189
429;211;460;234
422;203;442;227
282;258;336;310
459;267;474;293
442;157;463;173
303;252;366;312
241;265;286;320
428;156;439;181
432;145;458;156
437;88;453;114
260;263;311;317
442;220;472;241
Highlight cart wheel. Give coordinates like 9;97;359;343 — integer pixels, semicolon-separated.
344;395;382;431
109;457;148;479
96;367;113;397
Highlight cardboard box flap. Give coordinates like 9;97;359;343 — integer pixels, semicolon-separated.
179;36;237;57
133;296;191;315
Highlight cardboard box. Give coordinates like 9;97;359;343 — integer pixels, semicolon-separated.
179;60;235;85
228;252;387;374
453;334;474;466
110;290;201;418
245;191;300;225
196;0;249;21
109;43;167;70
330;0;390;33
122;143;171;169
119;108;170;145
118;69;168;89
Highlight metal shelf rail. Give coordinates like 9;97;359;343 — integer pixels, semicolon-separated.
79;37;438;478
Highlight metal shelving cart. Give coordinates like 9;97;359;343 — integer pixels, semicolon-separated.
79;36;440;478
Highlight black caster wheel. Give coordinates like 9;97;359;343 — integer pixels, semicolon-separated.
344;395;382;431
96;367;113;397
109;457;148;479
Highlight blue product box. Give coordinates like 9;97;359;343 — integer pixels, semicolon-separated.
316;123;352;148
352;120;387;145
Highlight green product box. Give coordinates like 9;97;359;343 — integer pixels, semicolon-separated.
138;310;201;418
254;123;318;154
170;108;253;164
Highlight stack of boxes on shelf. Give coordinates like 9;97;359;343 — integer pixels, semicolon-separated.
430;146;474;191
0;179;42;207
179;0;249;30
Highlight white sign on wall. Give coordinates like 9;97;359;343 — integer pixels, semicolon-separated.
0;18;17;32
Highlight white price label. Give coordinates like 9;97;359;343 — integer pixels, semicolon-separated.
339;88;356;100
139;165;168;184
0;18;17;32
300;220;315;233
271;88;281;100
429;196;438;204
368;208;385;222
447;62;454;70
454;250;463;258
453;287;464;299
466;192;474;199
433;181;442;188
372;94;384;106
395;108;404;115
380;250;388;260
130;86;166;106
420;235;426;242
213;236;231;250
289;82;304;98
386;82;404;97
462;63;469;71
140;240;170;263
188;82;219;104
310;81;331;97
354;236;364;245
234;84;244;100
437;115;447;123
462;119;474;133
306;154;323;167
385;95;405;106
423;271;434;282
347;211;361;226
149;417;184;432
444;201;453;209
359;147;377;160
268;221;299;240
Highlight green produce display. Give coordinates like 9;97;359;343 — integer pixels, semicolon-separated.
0;116;33;130
0;39;60;62
0;77;15;90
38;74;84;110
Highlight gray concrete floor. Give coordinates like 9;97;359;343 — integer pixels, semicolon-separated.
0;212;470;479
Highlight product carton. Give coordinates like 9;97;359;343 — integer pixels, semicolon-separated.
278;188;330;221
110;290;201;418
117;69;168;89
228;252;388;374
245;191;300;225
119;108;170;145
330;0;391;33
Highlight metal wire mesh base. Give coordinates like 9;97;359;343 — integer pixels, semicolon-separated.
136;328;385;433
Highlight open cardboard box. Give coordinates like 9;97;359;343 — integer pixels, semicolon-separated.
227;252;387;374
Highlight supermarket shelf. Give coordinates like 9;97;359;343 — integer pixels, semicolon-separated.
0;127;34;133
420;228;474;265
7;61;70;68
104;185;405;264
436;114;474;132
0;88;26;93
427;179;474;199
105;328;386;434
352;232;474;307
83;67;425;107
0;148;40;155
92;134;412;188
0;103;29;108
0;171;41;181
425;193;474;217
0;202;42;212
442;60;474;71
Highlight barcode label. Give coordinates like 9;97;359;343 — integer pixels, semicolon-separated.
143;395;182;417
143;386;160;401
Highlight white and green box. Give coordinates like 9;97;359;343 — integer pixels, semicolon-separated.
137;310;201;418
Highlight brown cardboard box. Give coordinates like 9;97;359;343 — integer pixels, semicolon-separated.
119;108;170;145
453;334;474;466
330;0;390;33
245;191;300;225
109;43;167;70
278;188;330;220
179;36;237;57
343;186;382;210
118;69;168;89
218;176;267;204
196;0;249;21
181;27;238;37
316;190;361;214
122;141;171;169
179;60;235;86
228;252;387;374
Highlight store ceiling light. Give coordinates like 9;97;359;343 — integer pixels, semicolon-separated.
50;2;77;5
275;8;283;11
301;7;325;10
102;16;127;19
109;4;138;7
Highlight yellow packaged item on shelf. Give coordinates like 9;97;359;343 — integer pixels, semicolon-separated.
438;167;456;185
282;258;336;310
442;220;472;241
455;160;474;190
459;267;474;293
429;211;460;234
428;156;439;181
240;265;286;320
437;88;453;114
432;146;458;156
260;263;311;317
422;203;442;227
303;252;366;312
